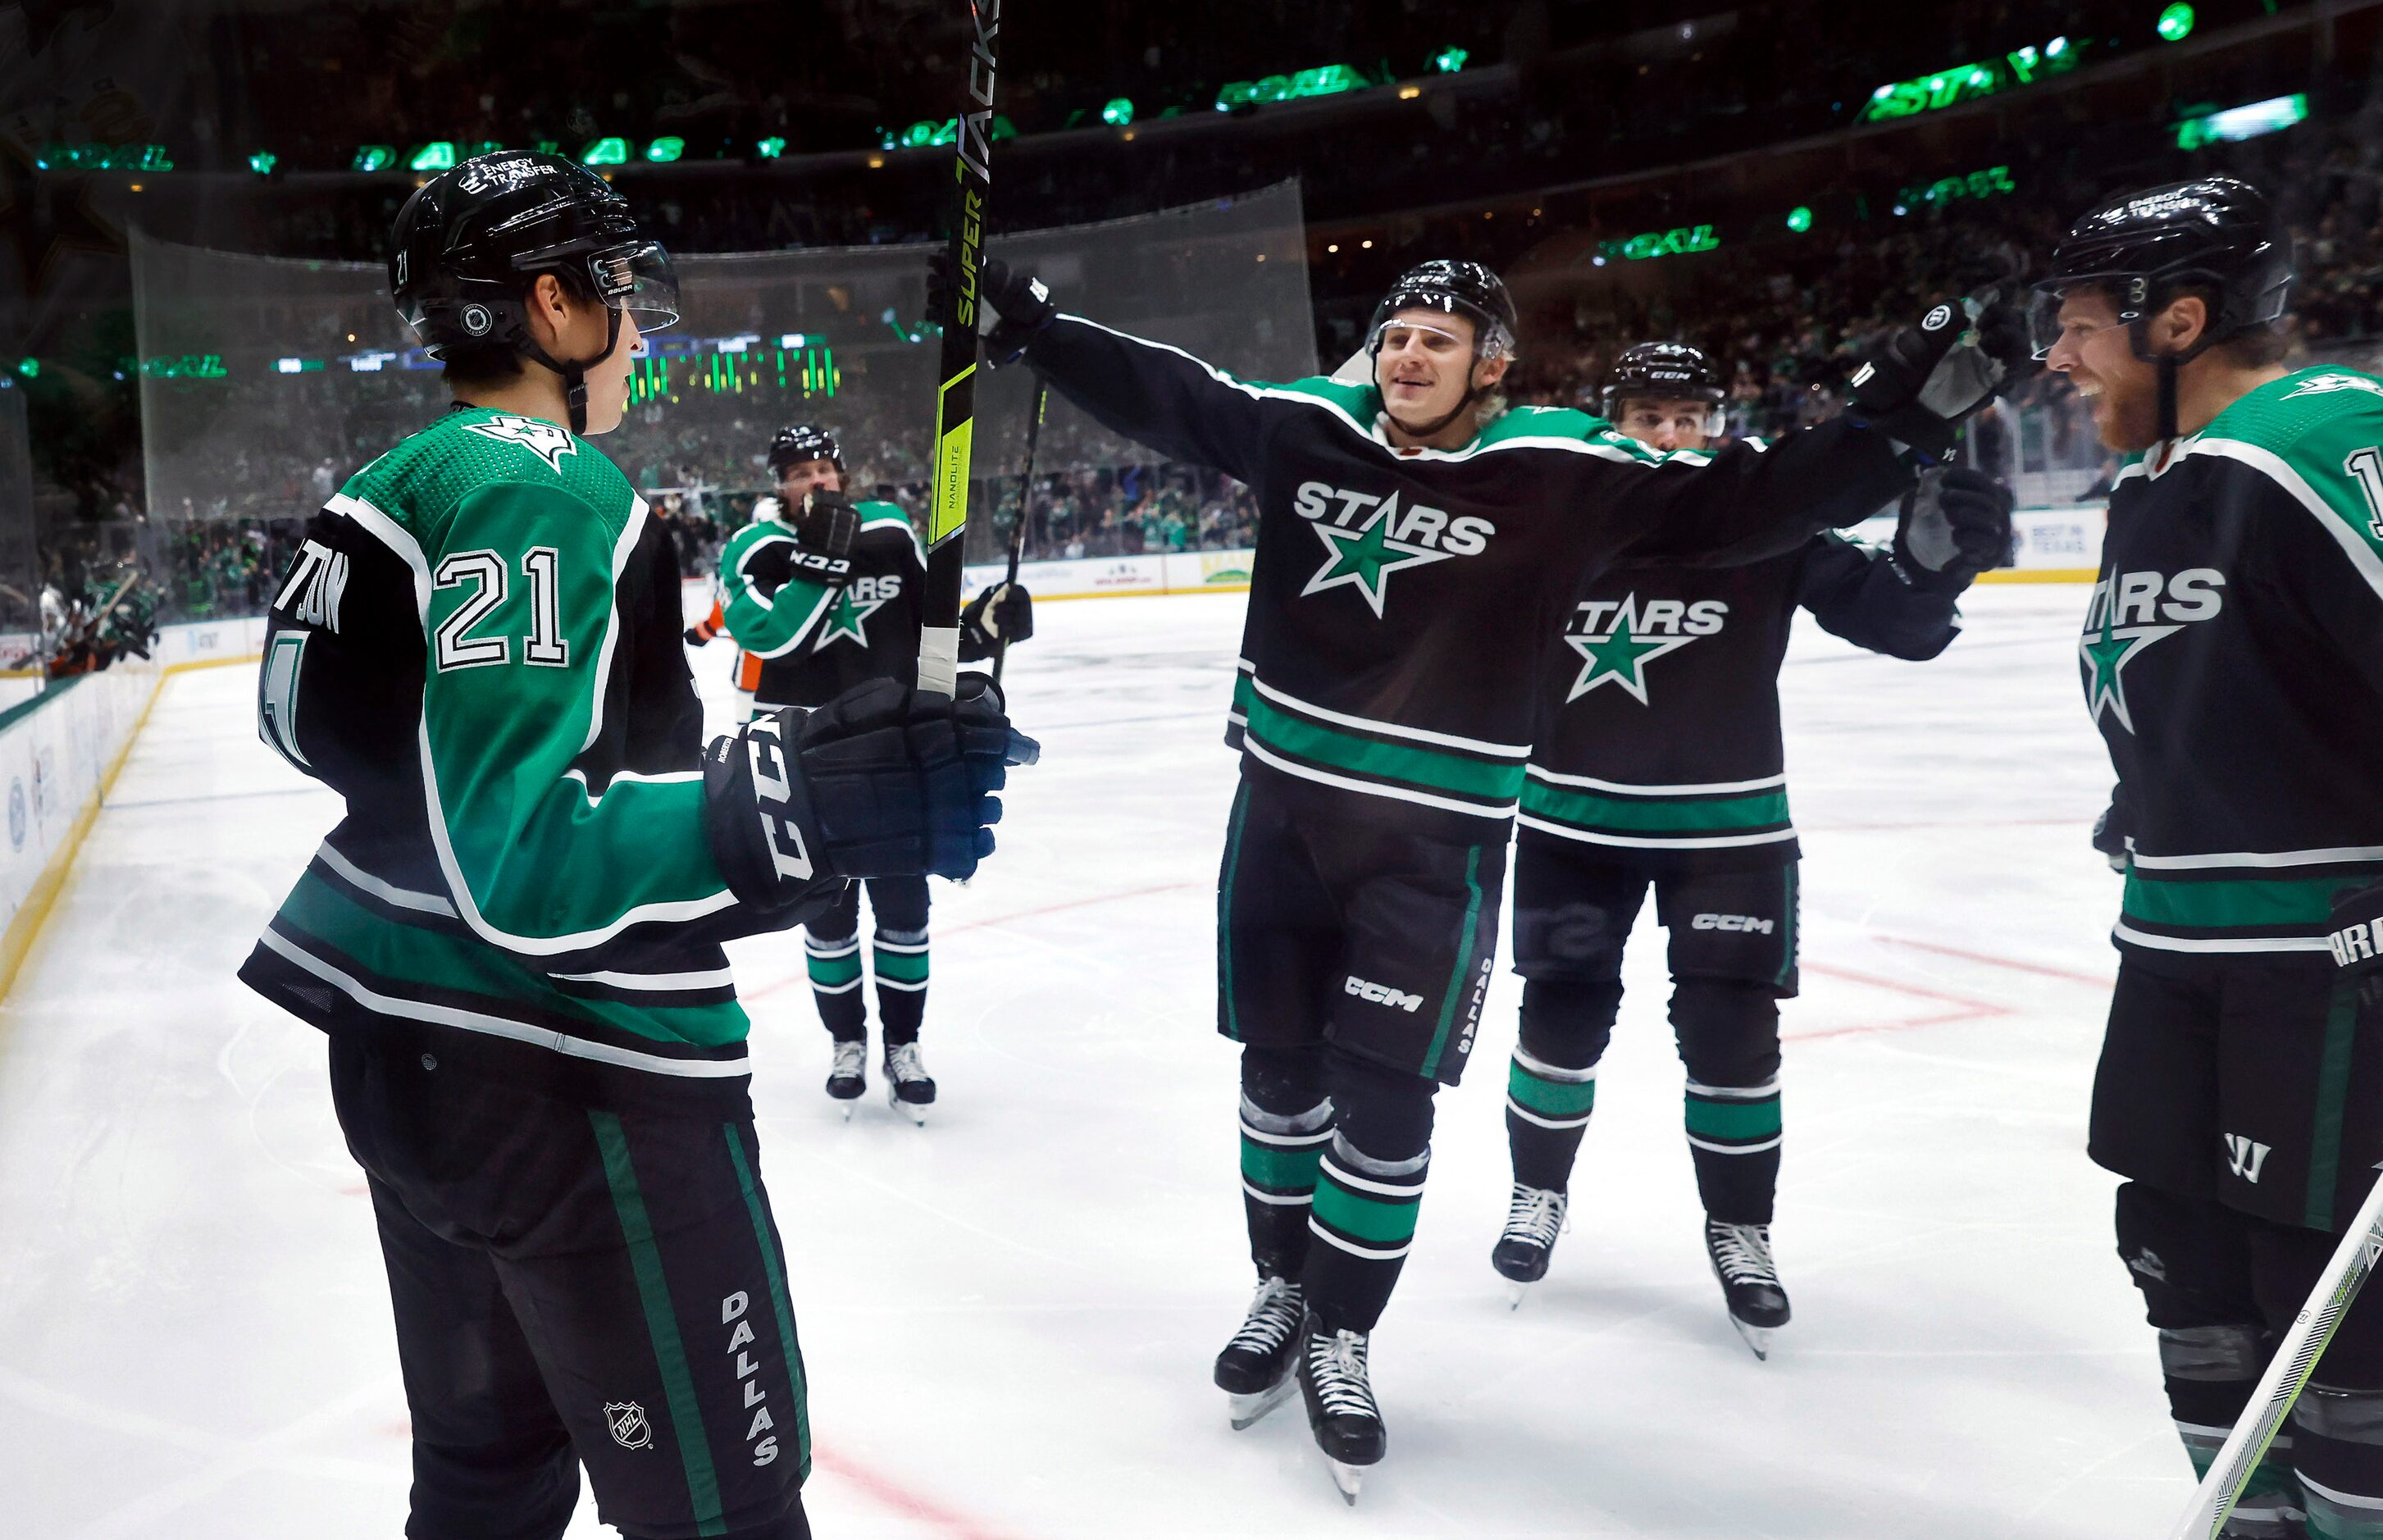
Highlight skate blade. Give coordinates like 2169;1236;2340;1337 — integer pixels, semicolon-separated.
1729;1316;1775;1361
1225;1374;1295;1431
1329;1460;1364;1505
841;1103;854;1122
888;1091;928;1125
1506;1280;1529;1311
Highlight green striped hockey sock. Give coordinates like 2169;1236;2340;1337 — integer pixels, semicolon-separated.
873;925;928;1045
804;931;865;1042
1684;1075;1782;1225
1305;1133;1428;1334
1241;1096;1333;1278
1506;1043;1597;1192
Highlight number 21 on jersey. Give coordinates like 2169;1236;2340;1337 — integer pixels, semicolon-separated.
432;547;570;672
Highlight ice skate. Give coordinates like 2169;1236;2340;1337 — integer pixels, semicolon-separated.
1213;1275;1303;1429
883;1041;935;1124
1491;1183;1568;1308
825;1040;866;1115
1296;1311;1383;1504
1705;1218;1790;1360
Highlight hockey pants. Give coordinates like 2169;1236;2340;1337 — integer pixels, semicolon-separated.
1506;842;1796;1225
802;876;930;1046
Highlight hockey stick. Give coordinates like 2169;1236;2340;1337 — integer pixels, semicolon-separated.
990;380;1046;686
2167;1161;2383;1540
918;0;1003;701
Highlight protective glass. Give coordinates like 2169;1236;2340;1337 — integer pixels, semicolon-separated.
1368;317;1471;354
2026;276;2135;359
588;241;681;329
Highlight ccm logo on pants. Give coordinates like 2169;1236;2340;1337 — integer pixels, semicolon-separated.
1346;976;1424;1013
1692;913;1775;934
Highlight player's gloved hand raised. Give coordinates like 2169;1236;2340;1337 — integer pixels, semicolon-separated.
958;582;1033;660
1848;295;2036;461
2328;883;2383;991
703;676;1040;906
789;490;859;585
1893;467;2014;590
926;254;1058;366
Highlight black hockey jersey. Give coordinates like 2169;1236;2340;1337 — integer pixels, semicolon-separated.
1522;531;1962;869
1022;317;1913;840
718;499;928;711
2083;367;2383;955
237;408;838;1111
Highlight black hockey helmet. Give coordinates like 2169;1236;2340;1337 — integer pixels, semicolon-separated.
1603;341;1725;432
768;423;844;475
2026;176;2292;365
1367;259;1518;360
390;150;680;431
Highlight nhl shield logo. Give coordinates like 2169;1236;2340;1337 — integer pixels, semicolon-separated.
604;1401;654;1451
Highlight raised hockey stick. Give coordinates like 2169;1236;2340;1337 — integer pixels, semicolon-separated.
2167;1162;2383;1540
990;380;1045;686
917;0;1003;701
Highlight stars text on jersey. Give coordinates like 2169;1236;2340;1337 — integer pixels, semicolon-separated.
814;574;898;650
2079;567;2225;733
1292;480;1494;618
1561;595;1727;705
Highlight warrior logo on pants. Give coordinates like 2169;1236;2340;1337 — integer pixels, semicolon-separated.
604;1401;653;1450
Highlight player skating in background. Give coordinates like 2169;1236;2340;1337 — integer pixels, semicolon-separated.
712;423;1033;1120
238;152;1032;1540
1489;341;2013;1354
941;251;2025;1498
2035;175;2383;1540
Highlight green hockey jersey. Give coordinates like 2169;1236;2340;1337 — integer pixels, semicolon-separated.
238;407;840;1109
718;499;931;710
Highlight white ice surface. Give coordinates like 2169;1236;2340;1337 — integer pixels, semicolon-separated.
0;584;2189;1538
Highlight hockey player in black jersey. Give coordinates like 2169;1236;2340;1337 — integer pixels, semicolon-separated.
711;422;1032;1119
2035;175;2383;1538
940;251;2028;1498
1488;341;2012;1355
237;153;1032;1540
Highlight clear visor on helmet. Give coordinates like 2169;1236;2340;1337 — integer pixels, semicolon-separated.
588;241;681;329
2025;275;2139;360
1369;317;1474;355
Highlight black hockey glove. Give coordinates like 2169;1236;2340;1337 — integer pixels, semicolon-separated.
2090;794;2131;874
703;676;1039;904
1892;467;2014;591
2328;882;2383;991
958;582;1034;661
1847;296;2035;462
926;254;1058;366
788;490;859;586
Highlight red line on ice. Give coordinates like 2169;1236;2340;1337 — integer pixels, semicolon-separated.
810;1445;1030;1540
1870;935;2113;988
1785;961;2013;1041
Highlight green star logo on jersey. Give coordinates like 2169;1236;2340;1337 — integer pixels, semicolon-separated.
1564;597;1699;705
2080;609;2181;734
1300;493;1455;617
813;585;888;650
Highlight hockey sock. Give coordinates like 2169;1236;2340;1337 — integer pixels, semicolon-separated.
1674;980;1783;1226
873;926;928;1046
1241;1045;1331;1279
804;932;866;1043
2294;1387;2383;1539
1506;1041;1597;1191
1303;1053;1436;1335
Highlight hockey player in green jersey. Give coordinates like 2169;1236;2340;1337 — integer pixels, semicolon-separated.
238;153;1033;1540
1489;341;2012;1355
711;422;1032;1119
938;251;2030;1499
2035;175;2383;1538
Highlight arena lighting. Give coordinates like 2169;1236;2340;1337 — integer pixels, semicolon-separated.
1398;85;1423;99
581;137;631;166
1597;224;1720;262
1214;63;1370;112
2176;93;2309;150
645;137;686;163
33;142;173;171
1434;47;1469;73
756;137;786;158
1901;163;2018;207
408;142;457;171
778;334;807;349
353;144;394;172
1860;35;2084;122
248;151;276;175
2157;2;2196;42
14;359;35;380
1102;98;1134;127
1786;205;1814;232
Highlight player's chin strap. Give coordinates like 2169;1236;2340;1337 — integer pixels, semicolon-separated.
519;306;624;435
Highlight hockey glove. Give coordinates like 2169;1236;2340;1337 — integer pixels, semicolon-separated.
2090;792;2131;873
789;490;859;586
1892;467;2014;590
1847;296;2034;461
958;582;1034;661
2328;882;2383;988
927;254;1058;366
703;676;1039;904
